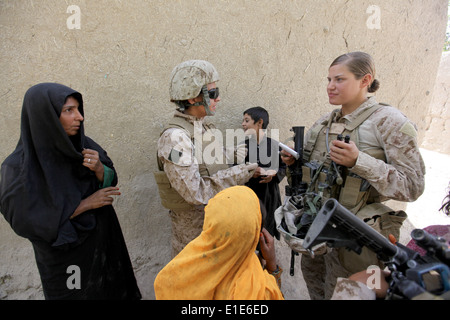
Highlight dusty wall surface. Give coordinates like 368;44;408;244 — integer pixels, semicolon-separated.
422;52;450;155
0;0;447;300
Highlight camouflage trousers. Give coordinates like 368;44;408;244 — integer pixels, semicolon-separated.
168;206;205;258
301;249;353;300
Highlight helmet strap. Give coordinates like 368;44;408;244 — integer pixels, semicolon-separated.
174;100;187;112
187;86;215;116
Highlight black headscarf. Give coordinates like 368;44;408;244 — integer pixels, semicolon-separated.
0;83;111;247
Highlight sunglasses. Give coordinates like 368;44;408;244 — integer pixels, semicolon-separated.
207;87;220;100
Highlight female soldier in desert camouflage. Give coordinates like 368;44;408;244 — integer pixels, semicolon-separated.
280;52;426;299
155;60;257;257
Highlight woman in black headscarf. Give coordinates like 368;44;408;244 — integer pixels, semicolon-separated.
0;83;141;300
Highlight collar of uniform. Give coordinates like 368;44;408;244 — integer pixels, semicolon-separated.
338;96;378;124
173;110;208;125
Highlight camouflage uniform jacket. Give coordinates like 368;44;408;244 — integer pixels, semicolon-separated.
304;96;425;203
157;111;257;255
331;277;376;300
331;277;450;300
287;97;426;299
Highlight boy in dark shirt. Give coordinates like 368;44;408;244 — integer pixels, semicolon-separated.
242;107;286;239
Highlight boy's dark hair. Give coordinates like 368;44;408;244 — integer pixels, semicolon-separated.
243;106;269;129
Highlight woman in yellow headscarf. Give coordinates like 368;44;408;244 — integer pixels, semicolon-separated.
154;186;284;300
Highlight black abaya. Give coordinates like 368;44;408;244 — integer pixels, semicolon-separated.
0;83;141;299
245;136;286;239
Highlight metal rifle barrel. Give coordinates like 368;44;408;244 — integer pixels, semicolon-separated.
291;126;304;158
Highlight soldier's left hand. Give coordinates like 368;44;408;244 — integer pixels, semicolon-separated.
330;140;359;167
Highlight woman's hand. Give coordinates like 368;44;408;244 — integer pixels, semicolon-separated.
329;140;359;168
82;149;104;182
259;228;277;273
70;187;121;219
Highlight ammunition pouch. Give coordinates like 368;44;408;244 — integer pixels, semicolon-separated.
338;202;408;274
153;171;194;211
154;115;229;211
276;102;409;273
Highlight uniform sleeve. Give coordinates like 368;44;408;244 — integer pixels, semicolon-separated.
158;128;257;205
350;109;426;202
331;278;376;300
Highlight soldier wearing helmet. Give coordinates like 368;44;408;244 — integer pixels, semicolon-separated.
155;60;258;257
169;60;220;116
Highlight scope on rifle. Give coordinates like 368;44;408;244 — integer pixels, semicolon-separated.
411;229;450;264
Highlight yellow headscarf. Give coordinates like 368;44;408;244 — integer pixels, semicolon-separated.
154;186;284;300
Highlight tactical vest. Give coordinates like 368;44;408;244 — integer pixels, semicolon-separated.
280;103;407;273
301;103;389;213
154;116;230;211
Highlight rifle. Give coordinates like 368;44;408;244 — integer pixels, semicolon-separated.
303;198;450;299
283;126;306;197
281;127;308;275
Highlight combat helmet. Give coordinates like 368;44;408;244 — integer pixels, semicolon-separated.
169;60;220;115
